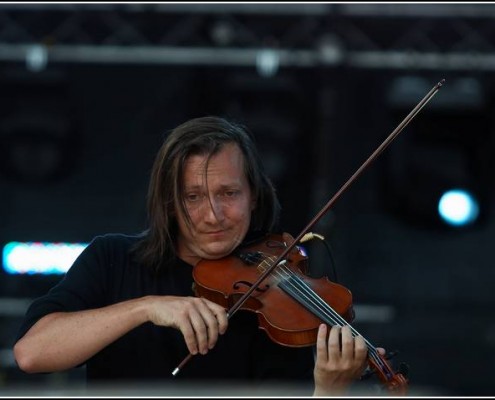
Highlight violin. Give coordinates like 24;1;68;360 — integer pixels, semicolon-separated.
172;79;445;395
193;232;355;348
193;231;408;395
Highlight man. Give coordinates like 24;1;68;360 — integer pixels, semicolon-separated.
14;116;368;396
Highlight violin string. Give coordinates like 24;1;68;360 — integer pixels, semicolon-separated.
275;264;385;371
252;253;388;373
276;264;387;372
256;255;360;335
244;253;392;380
254;254;344;328
243;252;385;371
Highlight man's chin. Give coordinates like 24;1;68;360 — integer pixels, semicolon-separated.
200;246;236;260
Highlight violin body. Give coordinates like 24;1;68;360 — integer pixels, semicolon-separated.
193;232;355;347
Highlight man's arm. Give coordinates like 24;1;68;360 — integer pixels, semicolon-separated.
14;296;150;372
14;295;228;373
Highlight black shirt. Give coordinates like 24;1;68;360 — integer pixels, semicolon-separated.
15;233;315;394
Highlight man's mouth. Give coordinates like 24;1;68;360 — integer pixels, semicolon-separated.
204;230;226;236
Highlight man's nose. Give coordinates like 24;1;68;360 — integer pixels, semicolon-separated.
203;197;224;223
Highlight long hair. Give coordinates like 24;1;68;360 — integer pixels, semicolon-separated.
133;116;280;272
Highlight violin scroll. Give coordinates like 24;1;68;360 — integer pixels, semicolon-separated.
366;350;409;395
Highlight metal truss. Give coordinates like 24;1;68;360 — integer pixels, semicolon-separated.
1;3;495;70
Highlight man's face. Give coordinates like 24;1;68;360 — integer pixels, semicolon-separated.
176;143;255;265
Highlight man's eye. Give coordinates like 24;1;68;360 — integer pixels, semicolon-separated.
224;190;238;197
186;194;200;202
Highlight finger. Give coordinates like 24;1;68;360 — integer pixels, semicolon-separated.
179;319;199;355
197;299;223;350
187;307;210;355
340;325;354;359
327;325;342;359
376;347;386;356
316;324;328;363
204;300;228;335
354;335;368;361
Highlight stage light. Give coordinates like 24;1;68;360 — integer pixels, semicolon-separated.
256;48;279;78
2;242;88;275
26;44;48;72
438;189;479;227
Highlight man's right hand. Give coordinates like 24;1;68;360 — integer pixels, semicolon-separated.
146;295;228;355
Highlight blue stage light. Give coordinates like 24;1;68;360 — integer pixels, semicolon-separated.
2;242;88;275
438;189;479;227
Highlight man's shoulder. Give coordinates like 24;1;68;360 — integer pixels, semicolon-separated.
92;232;142;243
87;232;143;254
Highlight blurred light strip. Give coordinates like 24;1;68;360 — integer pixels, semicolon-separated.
2;44;495;71
2;242;88;275
353;304;395;323
0;44;319;67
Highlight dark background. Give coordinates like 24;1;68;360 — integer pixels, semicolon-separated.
1;3;494;396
